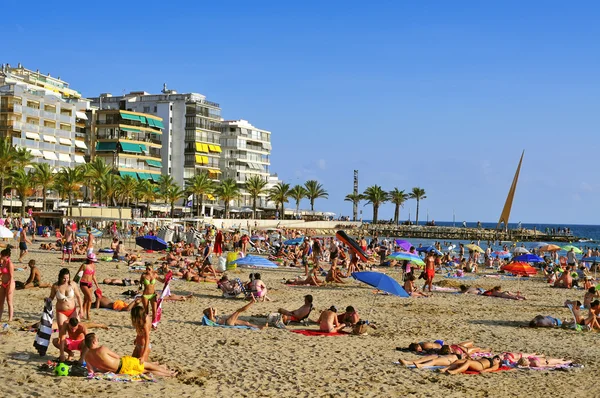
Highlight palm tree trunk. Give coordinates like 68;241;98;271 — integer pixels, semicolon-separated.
416;200;420;225
171;202;175;218
280;202;284;220
42;188;47;212
0;177;4;215
68;194;73;217
373;204;378;224
311;199;314;211
196;195;201;218
394;204;399;225
296;200;300;218
252;196;257;219
20;195;26;218
146;200;151;217
199;196;204;218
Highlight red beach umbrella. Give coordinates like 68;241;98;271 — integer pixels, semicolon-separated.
501;262;537;276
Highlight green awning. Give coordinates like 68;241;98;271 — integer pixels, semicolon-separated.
139;116;147;124
95;141;118;151
139;144;148;153
120;112;141;122
119;171;138;179
150;173;161;182
137;172;151;180
120;142;142;153
146;119;156;127
146;159;162;168
152;119;165;129
120;126;142;133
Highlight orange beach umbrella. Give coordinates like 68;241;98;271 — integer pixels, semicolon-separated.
501;262;537;276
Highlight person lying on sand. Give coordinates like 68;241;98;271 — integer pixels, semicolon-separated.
516;356;572;368
400;353;463;368
278;294;314;324
203;298;266;329
407;341;489;356
103;278;136;286
82;332;176;377
529;315;563;328
482;286;526;300
439;356;502;374
317;306;347;333
285;267;322;286
94;292;142;312
459;285;483;295
52;317;87;362
500;352;545;366
16;260;51;289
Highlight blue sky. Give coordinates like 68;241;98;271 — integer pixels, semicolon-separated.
4;1;600;224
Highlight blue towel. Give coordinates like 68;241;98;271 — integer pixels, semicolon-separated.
201;316;257;330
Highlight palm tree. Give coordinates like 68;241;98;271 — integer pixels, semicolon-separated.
13;147;34;168
32;163;55;212
344;193;363;221
304;180;328;211
158;175;176;195
213;178;240;219
10;169;34;217
409;187;427;225
268;182;290;220
55;167;84;216
0;143;33;214
164;183;186;218
186;172;215;217
245;176;268;219
99;174;119;206
116;175;137;207
137;180;157;217
389;188;409;225
362;185;388;224
85;158;111;203
289;185;307;218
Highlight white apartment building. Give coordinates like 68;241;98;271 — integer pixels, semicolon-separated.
220;119;272;208
0;63;90;169
89;85;222;188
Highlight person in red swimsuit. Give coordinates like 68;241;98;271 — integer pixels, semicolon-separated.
0;247;15;322
423;251;436;293
214;230;223;257
49;268;83;331
76;253;100;320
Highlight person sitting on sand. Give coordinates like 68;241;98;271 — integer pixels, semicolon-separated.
483;286;526;300
248;273;271;302
554;266;573;288
53;317;87;362
325;261;345;283
203;298;266;329
585;300;600;330
404;274;429;297
131;305;151;362
583;287;599;309
317;306;347;333
439;356;502;374
563;300;585;326
337;306;359;326
16;260;51;289
278;294;314;324
217;275;242;297
82;333;176;377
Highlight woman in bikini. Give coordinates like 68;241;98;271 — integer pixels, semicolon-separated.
439;355;502;374
131;305;151;362
139;264;166;323
49;268;83;331
399;353;463;368
203;298;265;329
0;248;15;322
516;356;572;368
248;273;271;301
76;253;100;320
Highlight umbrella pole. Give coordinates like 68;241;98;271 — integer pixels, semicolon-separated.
368;293;377;318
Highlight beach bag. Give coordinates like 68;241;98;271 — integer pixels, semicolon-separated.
216;257;226;272
352;320;374;335
226;252;238;270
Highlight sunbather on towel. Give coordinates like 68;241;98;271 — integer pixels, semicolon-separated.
203;298;266;329
529;315;563;328
82;333;175;377
400;353;462;368
439;356;502;374
317;306;347;333
516;356;572;368
407;341;489;356
483;286;526;300
458;285;482;294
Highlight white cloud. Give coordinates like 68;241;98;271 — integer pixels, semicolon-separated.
317;159;326;170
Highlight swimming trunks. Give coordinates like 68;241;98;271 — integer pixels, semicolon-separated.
80;281;93;289
117;356;145;375
112;300;127;311
19;242;27;251
63;242;73;254
65;338;84;351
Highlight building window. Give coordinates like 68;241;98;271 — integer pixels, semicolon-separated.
143;106;150;113
26;100;40;109
60;123;71;131
230;127;235;132
44;104;56;113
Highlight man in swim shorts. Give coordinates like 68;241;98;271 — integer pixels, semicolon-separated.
53;317;87;361
18;226;31;263
82;333;175;376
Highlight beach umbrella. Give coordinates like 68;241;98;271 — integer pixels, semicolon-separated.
386;252;425;266
513;254;544;263
561;245;582;254
250;235;265;241
529;242;549;249
394;239;413;251
283;237;304;246
232;255;279;268
501;262;538;276
466;244;484;253
539;244;561;252
513;247;530;254
0;226;13;239
582;256;600;263
491;251;511;259
351;271;409;297
416;246;442;255
135;235;168;251
76;227;103;238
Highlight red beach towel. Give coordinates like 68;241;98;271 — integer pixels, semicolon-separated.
289;329;349;336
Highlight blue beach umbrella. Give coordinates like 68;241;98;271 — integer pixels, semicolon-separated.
416;246;443;255
76;227;103;238
284;237;304;246
232;255;278;268
513;253;545;263
491;251;511;259
351;271;409;297
136;235;168;251
582;256;600;263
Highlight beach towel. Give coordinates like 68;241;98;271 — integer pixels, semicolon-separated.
88;372;156;383
289;329;349;336
33;298;53;356
201;315;257;330
152;271;172;329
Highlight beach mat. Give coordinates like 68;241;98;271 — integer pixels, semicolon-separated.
289;329;349;336
201;316;258;330
88;372;156;382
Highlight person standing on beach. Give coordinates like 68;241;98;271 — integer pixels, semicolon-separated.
18;225;31;263
62;223;75;264
301;238;311;276
86;227;95;256
567;248;577;267
423;251;436;293
214;230;223;258
459;244;465;261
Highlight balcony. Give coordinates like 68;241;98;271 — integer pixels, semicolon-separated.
58;113;72;123
0;121;23;131
23;122;40;133
42;111;56;120
23;107;40;117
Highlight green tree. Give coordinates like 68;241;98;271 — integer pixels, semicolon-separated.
99;173;119;206
0;138;15;213
85;158;111;203
268;182;290;220
55;167;84;216
116;175;137;207
289;185;307;218
13;147;34;168
164;183;186;218
186;172;215;217
32;163;55;212
245;175;268;219
389;188;409;225
409;187;427;225
362;185;388;224
213;178;241;219
344;193;363;221
137;180;157;217
304;180;328;211
10;169;34;217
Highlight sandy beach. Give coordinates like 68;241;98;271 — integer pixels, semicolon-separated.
0;245;596;398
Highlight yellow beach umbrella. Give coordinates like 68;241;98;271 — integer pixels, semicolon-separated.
466;244;484;253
